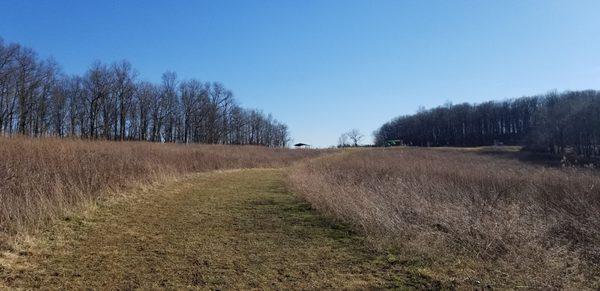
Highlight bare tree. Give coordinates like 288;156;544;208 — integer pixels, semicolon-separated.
135;81;156;141
84;62;111;139
50;76;69;137
160;71;178;142
111;60;136;141
346;129;363;147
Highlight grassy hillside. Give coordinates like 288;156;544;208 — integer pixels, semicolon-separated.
0;137;322;236
289;147;600;289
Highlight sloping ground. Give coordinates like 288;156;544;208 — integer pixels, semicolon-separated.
1;169;437;289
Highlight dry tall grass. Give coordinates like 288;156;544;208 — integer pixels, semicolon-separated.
289;148;600;289
0;136;321;235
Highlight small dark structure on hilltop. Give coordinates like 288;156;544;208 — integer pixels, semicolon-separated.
294;143;310;148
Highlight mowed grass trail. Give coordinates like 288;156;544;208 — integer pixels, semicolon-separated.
2;169;432;289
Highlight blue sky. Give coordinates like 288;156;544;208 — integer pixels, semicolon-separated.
1;0;600;147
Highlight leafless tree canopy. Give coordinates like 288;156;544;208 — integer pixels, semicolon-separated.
0;38;290;147
375;91;600;158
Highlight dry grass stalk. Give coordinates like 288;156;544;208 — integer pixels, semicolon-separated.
0;136;321;235
289;148;600;289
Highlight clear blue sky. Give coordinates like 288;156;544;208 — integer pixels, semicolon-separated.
1;1;599;147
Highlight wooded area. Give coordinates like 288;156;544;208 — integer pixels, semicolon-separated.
0;38;289;147
375;90;600;157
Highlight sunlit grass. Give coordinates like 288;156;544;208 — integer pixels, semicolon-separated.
289;147;600;289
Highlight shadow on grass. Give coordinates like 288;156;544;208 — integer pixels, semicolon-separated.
246;194;452;290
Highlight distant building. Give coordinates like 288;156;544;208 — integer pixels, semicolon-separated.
294;143;310;148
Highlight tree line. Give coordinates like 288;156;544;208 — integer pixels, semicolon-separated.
0;38;290;147
374;90;600;157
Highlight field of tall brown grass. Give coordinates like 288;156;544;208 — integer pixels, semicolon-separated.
289;148;600;289
0;136;321;236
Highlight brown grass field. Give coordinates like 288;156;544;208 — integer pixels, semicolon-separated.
0;136;322;236
289;147;600;289
2;137;599;289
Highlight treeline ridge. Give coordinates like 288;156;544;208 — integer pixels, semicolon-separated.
375;90;600;157
0;38;290;147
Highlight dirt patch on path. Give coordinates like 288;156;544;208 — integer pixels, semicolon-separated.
2;169;432;289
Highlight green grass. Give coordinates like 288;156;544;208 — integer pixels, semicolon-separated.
1;168;440;289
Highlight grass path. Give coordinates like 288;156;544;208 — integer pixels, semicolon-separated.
2;169;433;289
